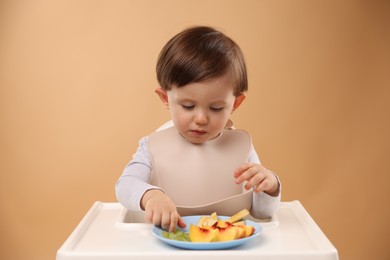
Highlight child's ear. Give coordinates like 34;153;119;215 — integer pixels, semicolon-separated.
155;87;169;107
232;94;246;112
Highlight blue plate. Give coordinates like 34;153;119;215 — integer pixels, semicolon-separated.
152;215;262;250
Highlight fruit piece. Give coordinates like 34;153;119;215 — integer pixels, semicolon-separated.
205;218;217;227
232;221;255;238
212;220;240;241
226;209;250;223
197;216;208;227
217;226;240;241
214;219;232;229
210;212;218;219
218;227;239;241
234;225;247;238
197;215;217;227
233;220;246;238
189;224;219;242
233;220;246;226
243;225;255;237
162;229;190;241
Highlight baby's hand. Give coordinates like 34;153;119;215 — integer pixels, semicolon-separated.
141;189;186;232
234;163;279;196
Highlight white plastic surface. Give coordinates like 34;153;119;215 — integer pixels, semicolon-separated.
57;201;338;260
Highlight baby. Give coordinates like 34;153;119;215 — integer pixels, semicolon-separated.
116;26;281;232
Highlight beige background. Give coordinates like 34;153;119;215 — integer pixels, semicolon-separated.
1;1;389;260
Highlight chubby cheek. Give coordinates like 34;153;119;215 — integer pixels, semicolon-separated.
208;113;230;132
170;111;190;132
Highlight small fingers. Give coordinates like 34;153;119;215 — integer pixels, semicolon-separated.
145;209;164;228
235;164;258;184
160;212;172;230
234;163;253;178
168;213;180;232
152;211;163;227
144;209;154;224
148;210;182;232
253;176;271;193
244;172;264;190
177;216;187;229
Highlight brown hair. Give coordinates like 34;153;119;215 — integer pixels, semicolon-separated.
156;26;248;96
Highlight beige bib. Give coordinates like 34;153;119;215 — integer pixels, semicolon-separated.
148;126;253;216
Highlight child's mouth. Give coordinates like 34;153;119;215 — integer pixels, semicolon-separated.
190;130;207;136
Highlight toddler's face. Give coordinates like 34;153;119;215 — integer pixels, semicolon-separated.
163;75;244;144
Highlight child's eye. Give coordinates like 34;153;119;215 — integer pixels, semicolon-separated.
210;107;223;112
181;104;195;110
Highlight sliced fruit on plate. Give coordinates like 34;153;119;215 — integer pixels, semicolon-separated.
197;215;217;227
190;209;255;242
189;224;219;242
226;208;250;223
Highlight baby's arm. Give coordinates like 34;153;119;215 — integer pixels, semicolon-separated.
115;136;185;231
115;136;160;210
234;144;281;219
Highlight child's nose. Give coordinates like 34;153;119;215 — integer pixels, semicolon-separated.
194;111;208;125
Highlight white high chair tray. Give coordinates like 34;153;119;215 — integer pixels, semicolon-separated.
56;201;338;260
